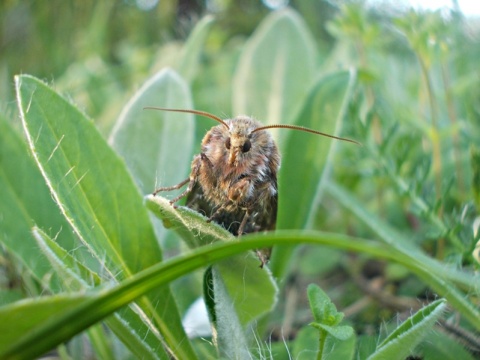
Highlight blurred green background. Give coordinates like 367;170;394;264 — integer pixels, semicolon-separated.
0;0;336;129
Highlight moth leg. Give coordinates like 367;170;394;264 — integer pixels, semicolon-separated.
237;209;250;236
153;155;202;205
153;178;189;195
206;202;230;223
255;249;270;269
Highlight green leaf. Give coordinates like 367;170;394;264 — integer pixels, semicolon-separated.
15;75;195;359
109;68;194;195
146;194;232;247
0;294;90;351
307;284;331;322
278;70;356;231
233;8;317;130
147;195;278;327
0;114;87;291
328;182;480;331
211;268;251;359
0;233;287;359
272;70;356;278
177;15;215;83
420;330;476;360
33;227;169;360
368;299;447;360
323;331;356;360
0;230;405;359
109;68;195;248
312;324;354;341
215;257;277;326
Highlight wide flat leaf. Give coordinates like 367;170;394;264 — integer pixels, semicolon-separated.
233;8;317;131
109;68;195;247
109;68;194;196
0;115;88;291
278;70;356;230
272;70;356;277
15;75;195;359
211;268;251;359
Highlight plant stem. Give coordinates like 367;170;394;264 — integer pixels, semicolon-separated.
317;330;327;360
440;61;464;196
416;53;445;258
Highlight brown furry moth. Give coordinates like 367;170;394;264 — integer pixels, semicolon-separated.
147;107;358;267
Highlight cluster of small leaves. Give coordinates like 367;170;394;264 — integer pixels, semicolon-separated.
308;284;354;358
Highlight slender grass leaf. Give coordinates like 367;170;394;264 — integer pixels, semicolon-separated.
0;115;88;291
233;8;317;131
368;299;447;360
0;294;90;352
327;182;479;295
15;75;196;359
0;230;404;360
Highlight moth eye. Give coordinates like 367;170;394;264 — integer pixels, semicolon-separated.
242;139;251;153
225;137;231;150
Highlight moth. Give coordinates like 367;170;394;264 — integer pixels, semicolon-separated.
148;108;358;267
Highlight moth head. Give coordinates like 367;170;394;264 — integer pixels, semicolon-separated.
223;117;258;165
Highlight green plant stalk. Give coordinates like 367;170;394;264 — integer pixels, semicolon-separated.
440;61;464;195
3;231;480;359
317;329;327;360
416;53;443;204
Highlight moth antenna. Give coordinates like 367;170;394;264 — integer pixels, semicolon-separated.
252;124;360;145
143;107;229;129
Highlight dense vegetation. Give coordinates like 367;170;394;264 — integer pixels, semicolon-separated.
1;1;479;359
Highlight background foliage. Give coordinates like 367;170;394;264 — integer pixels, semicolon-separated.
1;1;479;359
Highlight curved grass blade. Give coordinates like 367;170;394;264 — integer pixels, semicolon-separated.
0;231;387;360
